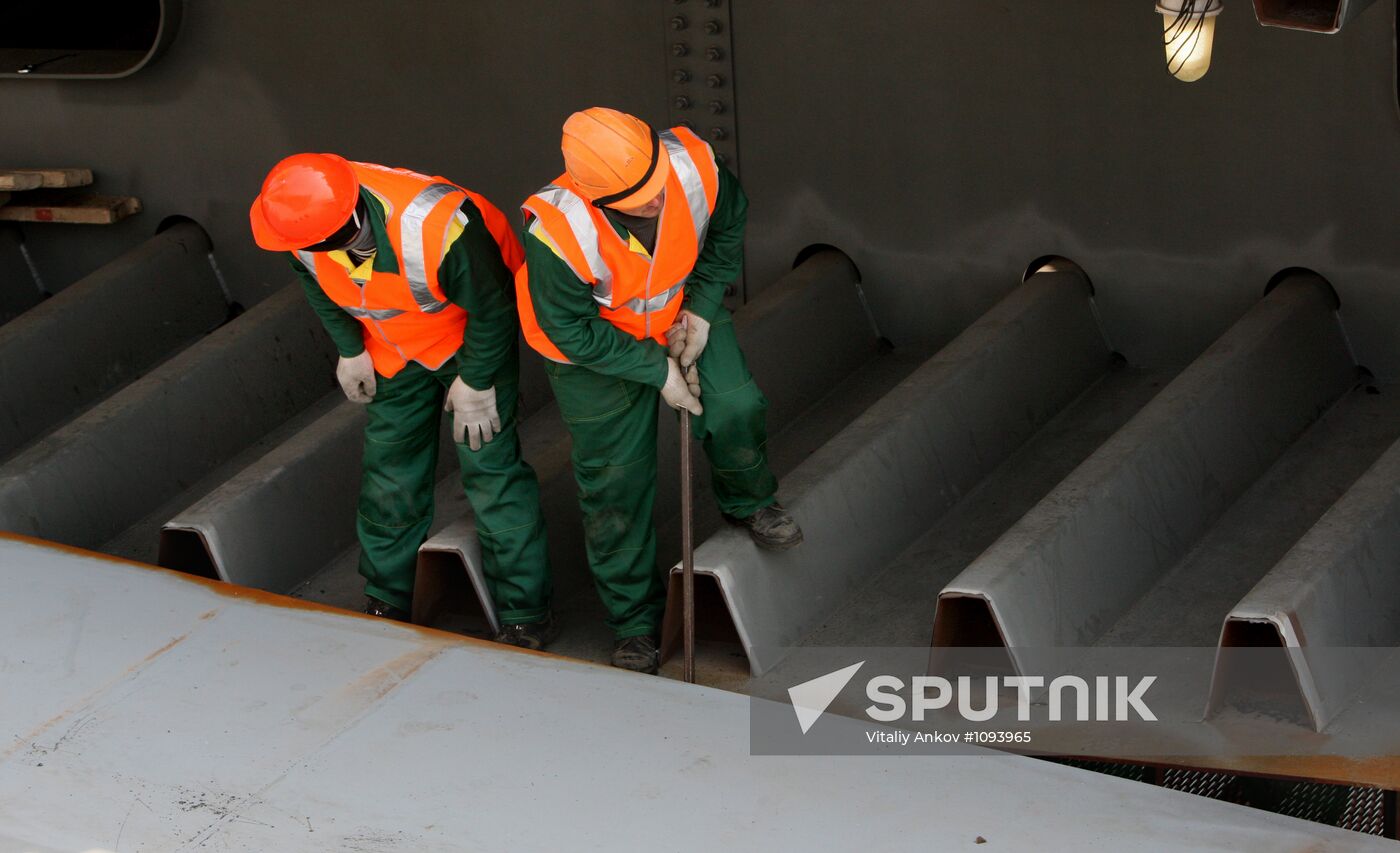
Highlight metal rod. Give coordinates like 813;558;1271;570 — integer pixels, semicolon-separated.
680;408;696;684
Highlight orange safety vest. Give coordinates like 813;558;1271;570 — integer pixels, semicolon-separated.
516;126;720;363
294;162;524;378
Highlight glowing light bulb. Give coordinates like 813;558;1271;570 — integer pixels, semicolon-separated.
1157;0;1222;82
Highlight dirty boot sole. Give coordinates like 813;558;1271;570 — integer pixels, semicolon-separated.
612;636;660;674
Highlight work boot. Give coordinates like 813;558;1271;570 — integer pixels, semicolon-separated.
611;635;660;674
363;596;410;622
494;611;559;651
726;502;803;551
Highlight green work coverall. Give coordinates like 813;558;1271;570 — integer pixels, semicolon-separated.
292;188;550;621
522;165;777;638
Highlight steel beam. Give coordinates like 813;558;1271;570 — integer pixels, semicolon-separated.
1210;433;1400;731
659;271;1113;675
157;395;366;585
412;517;497;635
156;349;551;591
416;248;875;634
934;274;1356;667
0;222;226;462
0;284;335;548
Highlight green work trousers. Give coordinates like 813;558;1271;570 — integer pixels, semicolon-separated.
544;307;778;638
358;352;551;622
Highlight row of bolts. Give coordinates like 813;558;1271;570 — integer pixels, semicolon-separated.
670;14;729;137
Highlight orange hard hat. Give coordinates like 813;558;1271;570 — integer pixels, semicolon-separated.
250;153;360;251
561;108;670;209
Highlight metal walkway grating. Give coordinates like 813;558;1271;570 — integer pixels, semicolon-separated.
1054;758;1392;837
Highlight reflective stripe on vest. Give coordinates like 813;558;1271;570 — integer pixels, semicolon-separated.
399;183;460;314
658;129;711;248
618;278;686;314
527;184;613;299
343;306;406;320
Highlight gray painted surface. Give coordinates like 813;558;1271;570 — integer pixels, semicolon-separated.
0;1;663;299
0;284;335;548
0;535;1385;852
935;275;1356;661
2;3;1398;377
733;2;1400;379
3;0;1400;799
667;272;1113;675
0;222;225;462
1217;431;1400;730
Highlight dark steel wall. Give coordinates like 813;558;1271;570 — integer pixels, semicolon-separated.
736;2;1400;375
0;2;665;302
3;1;1399;375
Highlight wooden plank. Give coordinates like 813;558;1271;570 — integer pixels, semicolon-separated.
0;168;94;190
0;194;141;225
0;173;43;192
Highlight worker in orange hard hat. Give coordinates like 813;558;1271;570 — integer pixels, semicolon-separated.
516;107;802;674
251;154;555;647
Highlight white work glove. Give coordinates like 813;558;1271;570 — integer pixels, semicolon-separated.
665;309;711;369
444;377;501;451
661;357;703;416
336;351;377;404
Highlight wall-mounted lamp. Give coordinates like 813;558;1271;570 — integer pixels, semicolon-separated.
1158;0;1223;82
